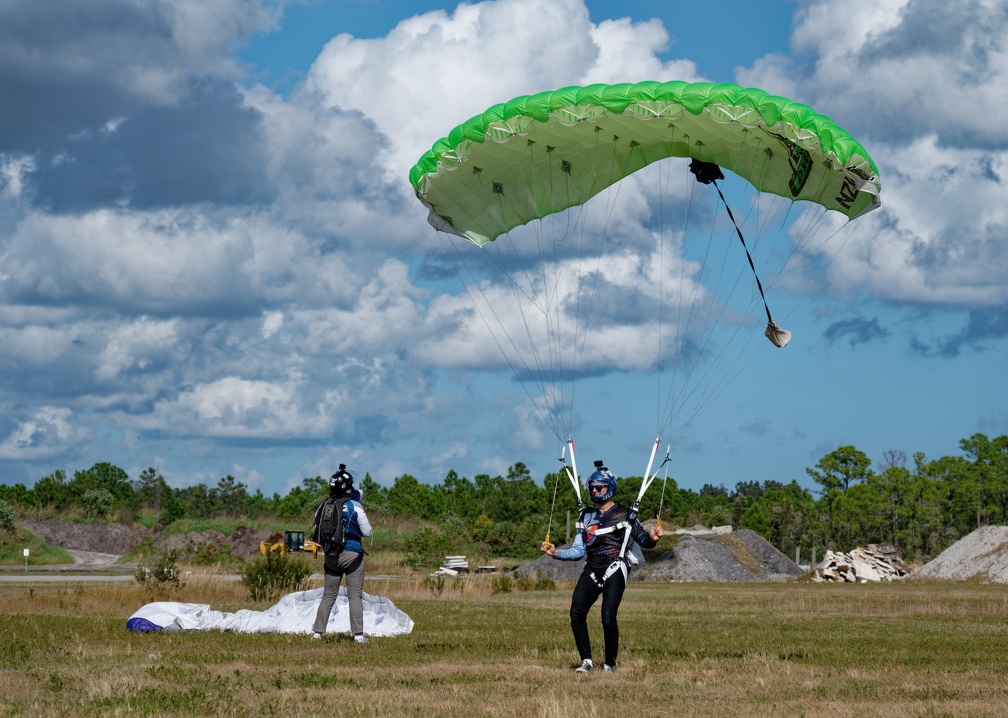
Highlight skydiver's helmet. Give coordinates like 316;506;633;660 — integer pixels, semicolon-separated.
586;460;616;505
329;463;355;497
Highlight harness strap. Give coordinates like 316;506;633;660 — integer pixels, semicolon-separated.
589;521;628;537
588;558;629;588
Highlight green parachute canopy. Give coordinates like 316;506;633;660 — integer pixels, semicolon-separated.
409;81;881;246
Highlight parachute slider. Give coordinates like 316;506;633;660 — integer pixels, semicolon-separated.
689;159;724;185
764;320;792;348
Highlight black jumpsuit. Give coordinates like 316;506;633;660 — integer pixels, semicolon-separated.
555;502;657;667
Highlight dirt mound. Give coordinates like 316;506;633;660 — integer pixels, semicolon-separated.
157;529;228;554
230;526;279;557
914;525;1008;583
22;519;144;554
19;519;278;562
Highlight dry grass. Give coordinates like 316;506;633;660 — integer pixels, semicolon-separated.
2;577;1008;717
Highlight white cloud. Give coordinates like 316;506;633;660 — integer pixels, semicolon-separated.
2;0;1007;490
0;155;35;198
156;376;341;438
0;406;86;460
825;135;1008;305
737;0;1008;307
261;310;284;339
95;317;181;380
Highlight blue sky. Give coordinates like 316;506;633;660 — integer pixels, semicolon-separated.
1;0;1006;500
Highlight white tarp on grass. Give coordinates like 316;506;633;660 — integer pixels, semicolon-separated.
126;587;414;636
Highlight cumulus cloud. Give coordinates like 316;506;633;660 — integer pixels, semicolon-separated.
0;406;86;461
0;0;276;153
742;0;1008;308
0;0;1005;491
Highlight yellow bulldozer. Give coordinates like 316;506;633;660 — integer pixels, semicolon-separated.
259;530;322;558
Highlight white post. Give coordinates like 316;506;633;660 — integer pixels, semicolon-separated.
23;548;29;572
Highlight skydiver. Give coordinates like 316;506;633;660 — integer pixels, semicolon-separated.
311;465;372;643
540;461;663;672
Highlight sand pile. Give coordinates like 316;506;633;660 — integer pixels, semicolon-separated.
914;525;1008;583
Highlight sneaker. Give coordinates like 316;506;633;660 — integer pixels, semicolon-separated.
574;659;593;673
603;664;616;672
311;632;323;640
354;634;368;644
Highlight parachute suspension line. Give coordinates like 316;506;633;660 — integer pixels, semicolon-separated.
660;166;801;438
495;233;563;434
561;125;623;437
436;229;564;441
774;214;865;329
657;161;782;441
766;159;846;295
547;135;598;440
475;232;563;438
690;159;791;349
655;445;673;529
542;454;563;547
655;145;670;436
545;142;574;438
657;165;721;437
665;148;698;434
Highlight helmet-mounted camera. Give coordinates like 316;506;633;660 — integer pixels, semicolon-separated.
329;463;354;493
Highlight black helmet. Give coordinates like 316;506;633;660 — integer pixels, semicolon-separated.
329;463;355;495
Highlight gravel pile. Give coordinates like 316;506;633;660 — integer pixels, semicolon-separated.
914;525;1008;583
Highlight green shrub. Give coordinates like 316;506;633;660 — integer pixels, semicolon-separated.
0;499;15;534
422;574;445;598
134;547;183;590
240;551;312;602
403;526;452;568
81;489;114;519
490;575;512;594
515;574;555;591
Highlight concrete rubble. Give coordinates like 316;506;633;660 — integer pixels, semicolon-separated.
810;543;910;583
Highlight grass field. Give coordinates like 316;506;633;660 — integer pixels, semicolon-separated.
2;575;1008;717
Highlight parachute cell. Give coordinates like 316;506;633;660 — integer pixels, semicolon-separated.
409;81;880;246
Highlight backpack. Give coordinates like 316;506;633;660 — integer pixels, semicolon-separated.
316;497;347;558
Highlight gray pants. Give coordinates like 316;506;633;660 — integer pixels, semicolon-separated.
312;551;365;636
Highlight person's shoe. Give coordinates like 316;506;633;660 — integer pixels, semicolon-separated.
602;663;616;672
574;659;593;673
311;632;323;640
354;634;368;644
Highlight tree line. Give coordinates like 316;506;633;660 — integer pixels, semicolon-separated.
1;433;1006;562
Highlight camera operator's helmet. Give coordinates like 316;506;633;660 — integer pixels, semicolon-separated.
329;463;355;496
586;461;616;504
